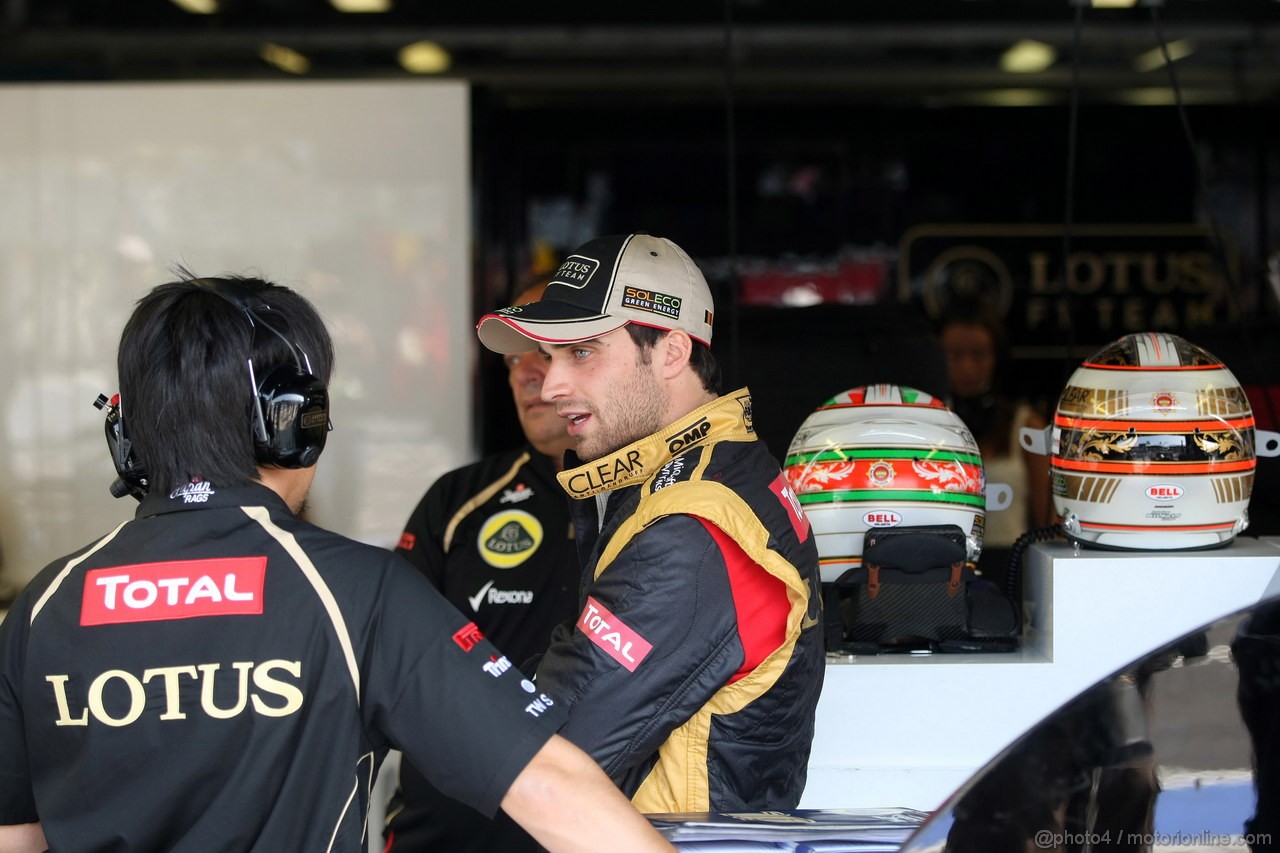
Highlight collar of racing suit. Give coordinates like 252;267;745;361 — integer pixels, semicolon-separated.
556;387;756;500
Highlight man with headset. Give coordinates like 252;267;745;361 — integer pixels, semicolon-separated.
0;273;674;853
387;277;579;852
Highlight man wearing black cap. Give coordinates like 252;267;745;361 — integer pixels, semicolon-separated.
476;233;825;814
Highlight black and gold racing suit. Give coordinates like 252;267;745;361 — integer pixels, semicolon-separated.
538;388;826;813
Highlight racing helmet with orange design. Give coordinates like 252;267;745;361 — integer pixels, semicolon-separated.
1019;332;1280;550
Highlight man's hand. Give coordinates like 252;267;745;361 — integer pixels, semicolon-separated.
501;734;674;853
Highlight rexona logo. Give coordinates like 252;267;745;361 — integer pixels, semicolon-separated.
1146;484;1185;501
45;659;303;727
863;510;903;528
467;580;535;612
578;596;652;673
81;558;266;626
666;417;711;455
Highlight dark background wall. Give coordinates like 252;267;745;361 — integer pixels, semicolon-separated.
474;99;1279;440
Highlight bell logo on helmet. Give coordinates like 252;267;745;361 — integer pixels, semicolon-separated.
1146;484;1185;501
863;510;903;528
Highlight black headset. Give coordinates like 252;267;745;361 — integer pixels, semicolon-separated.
95;279;331;500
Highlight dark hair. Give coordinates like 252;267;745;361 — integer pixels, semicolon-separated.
939;298;1016;391
117;272;334;493
625;324;721;395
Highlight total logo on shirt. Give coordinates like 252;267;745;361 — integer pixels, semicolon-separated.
578;596;652;673
80;558;267;626
476;510;543;569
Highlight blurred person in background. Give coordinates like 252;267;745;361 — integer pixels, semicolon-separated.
938;299;1053;587
386;276;578;853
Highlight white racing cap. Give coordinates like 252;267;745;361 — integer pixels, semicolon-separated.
477;233;714;354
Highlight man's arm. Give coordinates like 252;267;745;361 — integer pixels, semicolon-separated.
0;822;47;852
501;735;674;853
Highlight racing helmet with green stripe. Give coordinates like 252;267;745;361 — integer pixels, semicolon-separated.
1041;332;1266;550
784;384;987;584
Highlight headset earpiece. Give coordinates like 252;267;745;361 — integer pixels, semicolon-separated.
199;280;332;470
253;364;330;468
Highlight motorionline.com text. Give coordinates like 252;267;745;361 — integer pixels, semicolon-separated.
1035;830;1272;849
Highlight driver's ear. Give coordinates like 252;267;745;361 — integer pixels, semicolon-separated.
659;329;693;378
